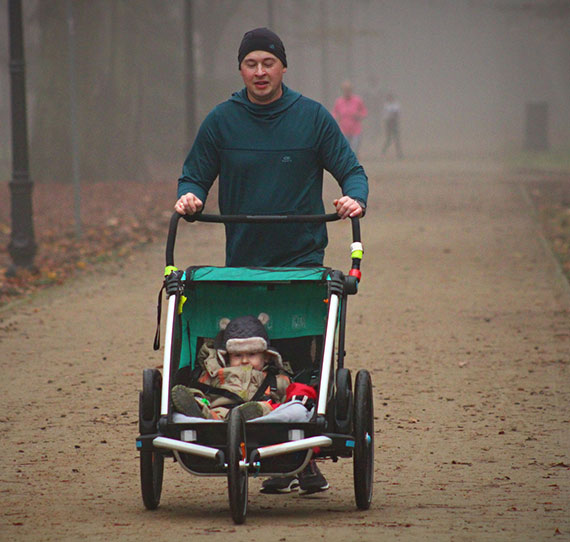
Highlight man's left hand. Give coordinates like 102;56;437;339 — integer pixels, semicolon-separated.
333;196;364;219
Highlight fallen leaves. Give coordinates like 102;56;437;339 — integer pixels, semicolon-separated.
0;180;174;306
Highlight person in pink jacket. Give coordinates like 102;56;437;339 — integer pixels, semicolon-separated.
332;80;368;156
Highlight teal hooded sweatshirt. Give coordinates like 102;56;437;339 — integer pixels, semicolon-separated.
178;85;368;267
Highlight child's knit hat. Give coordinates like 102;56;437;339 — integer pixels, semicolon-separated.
216;314;282;367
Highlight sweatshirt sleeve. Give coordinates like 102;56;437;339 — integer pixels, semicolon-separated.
316;105;369;205
177;109;221;204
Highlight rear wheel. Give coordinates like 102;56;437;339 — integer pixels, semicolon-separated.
353;370;374;510
335;368;353;434
139;368;164;510
227;408;248;524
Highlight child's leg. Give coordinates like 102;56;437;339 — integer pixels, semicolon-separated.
171;385;206;418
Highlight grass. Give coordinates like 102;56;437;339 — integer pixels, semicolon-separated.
512;147;570;284
506;146;570;173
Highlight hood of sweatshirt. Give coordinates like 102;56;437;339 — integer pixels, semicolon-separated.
228;84;302;119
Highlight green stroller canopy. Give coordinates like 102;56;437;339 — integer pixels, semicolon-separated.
179;267;332;368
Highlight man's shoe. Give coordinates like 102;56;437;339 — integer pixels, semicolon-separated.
238;401;264;421
171;385;204;418
298;460;329;495
260;476;299;494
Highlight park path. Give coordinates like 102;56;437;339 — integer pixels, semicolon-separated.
1;157;568;541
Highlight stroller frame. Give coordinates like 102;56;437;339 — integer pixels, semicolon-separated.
136;212;374;523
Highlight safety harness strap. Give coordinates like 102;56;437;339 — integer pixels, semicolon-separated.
153;284;165;351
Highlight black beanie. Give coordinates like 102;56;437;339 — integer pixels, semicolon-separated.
238;27;287;69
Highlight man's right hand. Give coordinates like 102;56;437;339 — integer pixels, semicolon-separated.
175;192;204;215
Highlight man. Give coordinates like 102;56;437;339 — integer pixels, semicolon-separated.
332;80;368;157
176;27;368;268
175;27;368;494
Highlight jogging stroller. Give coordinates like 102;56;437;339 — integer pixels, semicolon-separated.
136;212;374;523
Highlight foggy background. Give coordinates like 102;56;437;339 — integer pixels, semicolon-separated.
1;0;569;185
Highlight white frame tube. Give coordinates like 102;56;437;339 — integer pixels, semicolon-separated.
154;435;331;464
317;294;339;415
154;436;221;461
255;436;332;460
160;295;178;415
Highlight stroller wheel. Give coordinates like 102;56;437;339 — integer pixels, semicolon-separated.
335;368;353;433
227;408;248;524
140;450;164;510
353;370;374;510
139;368;164;509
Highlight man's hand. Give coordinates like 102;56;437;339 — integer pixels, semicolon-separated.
175;192;204;215
333;196;364;219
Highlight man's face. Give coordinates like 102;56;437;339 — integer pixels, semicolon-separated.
240;50;286;105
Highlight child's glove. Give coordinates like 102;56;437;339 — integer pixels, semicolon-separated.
285;382;317;410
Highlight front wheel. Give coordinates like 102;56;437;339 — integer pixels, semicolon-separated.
353;370;374;510
227;408;248;524
140;451;164;510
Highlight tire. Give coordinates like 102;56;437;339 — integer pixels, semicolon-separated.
140;368;161;432
139;368;164;510
353;370;374;510
335;368;353;434
227;408;248;524
140;450;164;510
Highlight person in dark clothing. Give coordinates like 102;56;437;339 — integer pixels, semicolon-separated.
174;27;369;495
175;27;368;267
381;93;403;159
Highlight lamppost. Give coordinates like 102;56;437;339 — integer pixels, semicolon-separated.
7;0;36;276
185;0;197;148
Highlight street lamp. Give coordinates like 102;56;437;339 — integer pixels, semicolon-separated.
7;0;36;276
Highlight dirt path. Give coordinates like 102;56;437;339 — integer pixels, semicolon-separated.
1;158;568;541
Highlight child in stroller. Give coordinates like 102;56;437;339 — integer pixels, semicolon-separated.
171;313;291;420
171;312;329;494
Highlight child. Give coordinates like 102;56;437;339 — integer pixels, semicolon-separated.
172;313;328;494
171;314;291;420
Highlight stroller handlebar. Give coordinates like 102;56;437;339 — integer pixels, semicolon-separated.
183;212;342;224
166;211;361;271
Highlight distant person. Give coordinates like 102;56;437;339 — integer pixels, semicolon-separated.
381;93;403;158
332;80;368;157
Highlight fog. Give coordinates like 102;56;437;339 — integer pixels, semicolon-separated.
1;0;569;183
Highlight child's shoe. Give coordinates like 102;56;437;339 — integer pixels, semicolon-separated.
238;401;264;421
171;385;205;418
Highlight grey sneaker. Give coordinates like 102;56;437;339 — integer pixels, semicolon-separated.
238;401;264;421
298;460;329;495
260;476;299;494
171;385;204;417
